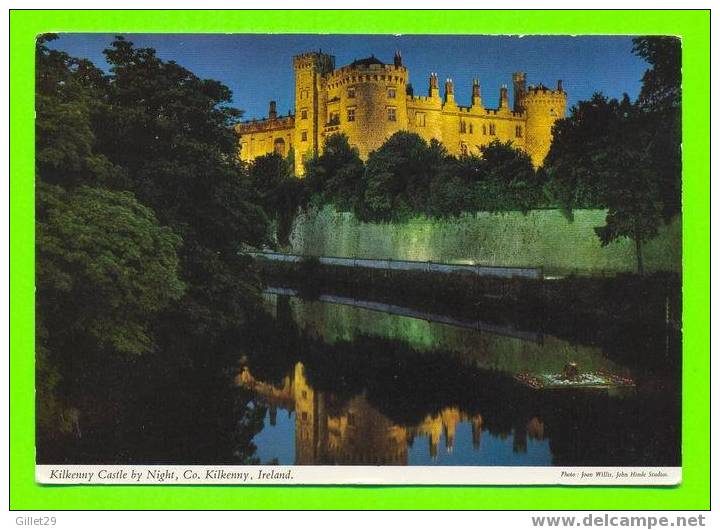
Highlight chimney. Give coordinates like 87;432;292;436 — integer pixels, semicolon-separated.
471;78;482;107
429;72;439;98
499;85;509;109
557;79;564;92
444;78;455;104
394;50;402;68
268;100;277;120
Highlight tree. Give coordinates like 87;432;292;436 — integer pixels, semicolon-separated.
362;132;447;221
91;37;271;330
249;152;306;247
475;140;541;213
633;36;681;113
590;108;665;274
37;183;185;357
544;93;628;214
633;36;682;220
304;133;365;212
35;34;124;189
544;93;666;274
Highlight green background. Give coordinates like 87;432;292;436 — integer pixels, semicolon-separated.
10;10;710;510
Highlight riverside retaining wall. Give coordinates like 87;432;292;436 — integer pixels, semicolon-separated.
286;207;681;275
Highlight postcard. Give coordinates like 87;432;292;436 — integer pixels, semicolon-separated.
35;33;681;485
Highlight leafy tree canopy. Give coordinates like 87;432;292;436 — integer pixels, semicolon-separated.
632;36;681;113
249;151;306;247
304;133;364;213
362;131;447;222
37;183;185;357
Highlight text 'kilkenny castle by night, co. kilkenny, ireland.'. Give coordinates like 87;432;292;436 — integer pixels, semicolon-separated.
236;50;568;175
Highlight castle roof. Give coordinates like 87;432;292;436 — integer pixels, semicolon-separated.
350;55;384;67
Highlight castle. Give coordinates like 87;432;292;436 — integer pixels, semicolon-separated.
236;50;567;175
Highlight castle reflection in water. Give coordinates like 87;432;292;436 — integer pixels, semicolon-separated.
237;362;545;465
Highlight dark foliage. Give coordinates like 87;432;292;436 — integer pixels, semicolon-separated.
543;36;682;272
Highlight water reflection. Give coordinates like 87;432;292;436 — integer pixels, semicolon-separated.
235;292;680;467
35;286;680;467
239;362;551;466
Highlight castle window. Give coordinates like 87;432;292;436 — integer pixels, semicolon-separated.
328;112;340;126
415;113;426;127
301;411;308;421
301;130;308;142
347;86;356;98
273;138;286;157
301;390;308;399
515;125;523;138
387;87;396;98
489;123;496;136
347;107;356;122
301;108;308;120
460;120;467;134
482;124;487;135
387;107;397;122
469;123;474;134
460;143;469;156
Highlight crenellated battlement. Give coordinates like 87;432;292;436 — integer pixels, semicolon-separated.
293;51;335;73
236;114;295;134
326;65;408;90
524;82;566;101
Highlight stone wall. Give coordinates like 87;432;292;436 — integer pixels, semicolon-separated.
286;207;681;275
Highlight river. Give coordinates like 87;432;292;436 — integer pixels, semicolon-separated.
36;287;680;468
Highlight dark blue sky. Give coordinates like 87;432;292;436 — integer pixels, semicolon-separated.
49;34;649;120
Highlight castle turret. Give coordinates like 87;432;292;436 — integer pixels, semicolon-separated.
292;51;336;175
499;84;509;109
268;100;277;120
513;72;527;112
523;82;567;167
326;54;408;160
471;78;482;107
429;72;439;98
444;78;455;104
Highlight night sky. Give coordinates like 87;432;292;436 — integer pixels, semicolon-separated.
48;33;650;121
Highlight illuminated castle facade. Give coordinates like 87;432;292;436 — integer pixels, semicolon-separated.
235;50;567;174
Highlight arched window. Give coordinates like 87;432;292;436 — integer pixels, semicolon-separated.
460;143;469;156
489;123;496;136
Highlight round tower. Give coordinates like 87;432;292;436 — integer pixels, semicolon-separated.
523;80;567;167
326;55;408;159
